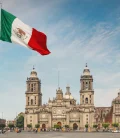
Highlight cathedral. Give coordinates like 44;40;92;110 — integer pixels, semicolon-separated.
24;64;120;130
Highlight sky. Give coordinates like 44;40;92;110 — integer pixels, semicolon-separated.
0;0;120;120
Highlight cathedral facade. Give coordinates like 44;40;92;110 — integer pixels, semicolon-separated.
24;65;120;130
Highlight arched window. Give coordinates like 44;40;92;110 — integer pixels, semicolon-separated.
31;88;33;92
35;96;36;104
85;98;88;104
28;84;30;91
31;99;33;105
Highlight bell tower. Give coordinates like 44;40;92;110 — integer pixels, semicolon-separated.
80;64;94;106
25;67;42;109
56;87;63;100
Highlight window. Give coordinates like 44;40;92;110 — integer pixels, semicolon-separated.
82;95;84;98
28;97;29;100
35;96;36;104
28;102;29;105
33;84;36;91
31;99;33;105
85;98;88;104
90;95;91;98
31;84;33;92
30;116;32;118
30;120;32;122
86;82;88;84
90;100;91;103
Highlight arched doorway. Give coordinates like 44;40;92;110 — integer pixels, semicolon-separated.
42;124;46;129
57;122;62;128
73;123;78;130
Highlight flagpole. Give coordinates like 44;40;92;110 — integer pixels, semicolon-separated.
58;70;59;88
0;2;2;38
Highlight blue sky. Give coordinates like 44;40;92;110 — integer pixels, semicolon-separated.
1;0;120;120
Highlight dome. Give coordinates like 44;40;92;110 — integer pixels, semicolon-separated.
64;93;74;99
114;91;120;101
30;67;37;78
83;63;90;76
70;95;73;99
64;95;70;99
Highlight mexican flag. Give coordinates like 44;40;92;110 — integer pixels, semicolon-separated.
0;9;51;55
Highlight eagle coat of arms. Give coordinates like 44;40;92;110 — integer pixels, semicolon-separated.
14;28;28;40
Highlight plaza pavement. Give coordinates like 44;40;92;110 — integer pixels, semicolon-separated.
0;132;120;138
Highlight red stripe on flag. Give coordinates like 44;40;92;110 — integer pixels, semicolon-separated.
28;28;51;55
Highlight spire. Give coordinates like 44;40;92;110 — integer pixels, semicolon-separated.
33;65;35;70
30;66;37;78
118;89;120;96
83;63;90;75
65;85;71;95
48;97;51;102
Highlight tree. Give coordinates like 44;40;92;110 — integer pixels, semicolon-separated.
0;124;6;130
54;124;61;129
27;124;32;129
35;124;40;129
8;124;14;130
93;124;98;132
102;123;109;130
16;115;24;129
112;123;119;128
85;124;88;128
93;124;98;128
85;124;89;132
65;125;69;128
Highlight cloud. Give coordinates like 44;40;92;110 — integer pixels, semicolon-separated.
1;0;120;120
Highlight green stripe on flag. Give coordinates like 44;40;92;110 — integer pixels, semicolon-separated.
0;9;16;42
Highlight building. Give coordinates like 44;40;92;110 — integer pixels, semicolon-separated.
24;64;120;130
0;119;6;125
6;120;15;127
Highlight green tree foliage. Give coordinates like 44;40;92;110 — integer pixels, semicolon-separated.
102;123;109;129
27;124;32;128
112;123;119;128
54;124;61;129
35;124;40;128
85;124;88;128
0;124;6;129
65;125;69;128
93;124;98;128
16;115;24;128
8;124;14;129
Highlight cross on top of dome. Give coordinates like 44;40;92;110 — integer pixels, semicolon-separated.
83;63;90;75
30;66;37;78
33;65;35;70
